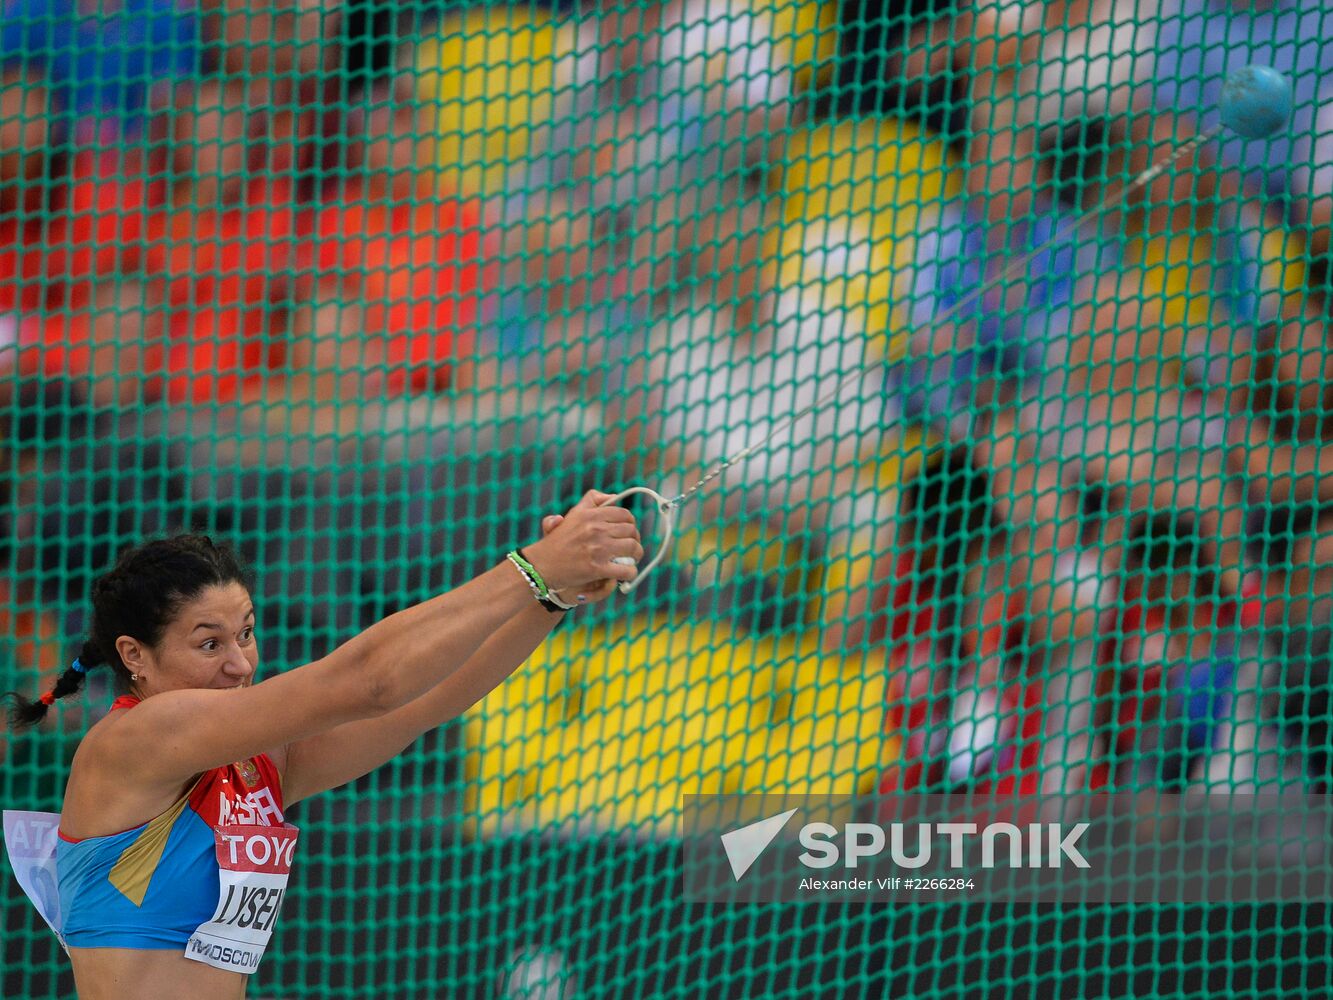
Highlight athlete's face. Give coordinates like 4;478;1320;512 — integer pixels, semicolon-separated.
121;582;259;696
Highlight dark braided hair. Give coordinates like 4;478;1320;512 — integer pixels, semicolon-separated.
5;533;252;731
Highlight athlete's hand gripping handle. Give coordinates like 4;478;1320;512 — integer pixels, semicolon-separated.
601;487;676;594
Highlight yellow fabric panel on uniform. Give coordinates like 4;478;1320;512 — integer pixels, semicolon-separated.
107;787;194;906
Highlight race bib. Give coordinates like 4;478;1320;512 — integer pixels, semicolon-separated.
2;810;66;948
185;823;299;974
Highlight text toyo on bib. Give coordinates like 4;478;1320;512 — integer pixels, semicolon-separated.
185;822;299;972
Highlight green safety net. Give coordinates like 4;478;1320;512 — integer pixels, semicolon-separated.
2;1;1332;996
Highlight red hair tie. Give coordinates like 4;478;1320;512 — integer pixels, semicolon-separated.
39;690;56;706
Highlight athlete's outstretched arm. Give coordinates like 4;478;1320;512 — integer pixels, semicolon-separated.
275;516;635;804
278;602;560;804
88;492;639;799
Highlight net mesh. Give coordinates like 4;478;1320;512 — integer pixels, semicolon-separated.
3;0;1333;995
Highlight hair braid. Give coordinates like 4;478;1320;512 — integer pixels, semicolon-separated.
5;532;252;732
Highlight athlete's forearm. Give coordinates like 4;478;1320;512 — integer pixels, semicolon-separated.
369;601;561;731
276;602;561;804
429;602;563;721
331;561;534;715
384;602;564;752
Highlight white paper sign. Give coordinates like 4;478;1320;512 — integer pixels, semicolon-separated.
3;810;66;948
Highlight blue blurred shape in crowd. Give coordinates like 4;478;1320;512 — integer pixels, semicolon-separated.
1172;656;1236;754
0;0;200;133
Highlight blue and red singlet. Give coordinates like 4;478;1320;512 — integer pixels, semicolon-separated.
9;694;301;974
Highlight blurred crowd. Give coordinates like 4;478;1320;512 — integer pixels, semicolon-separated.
3;0;1333;804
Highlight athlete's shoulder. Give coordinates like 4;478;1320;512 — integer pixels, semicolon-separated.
66;698;136;770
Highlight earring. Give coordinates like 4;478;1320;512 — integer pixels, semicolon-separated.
131;673;140;682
